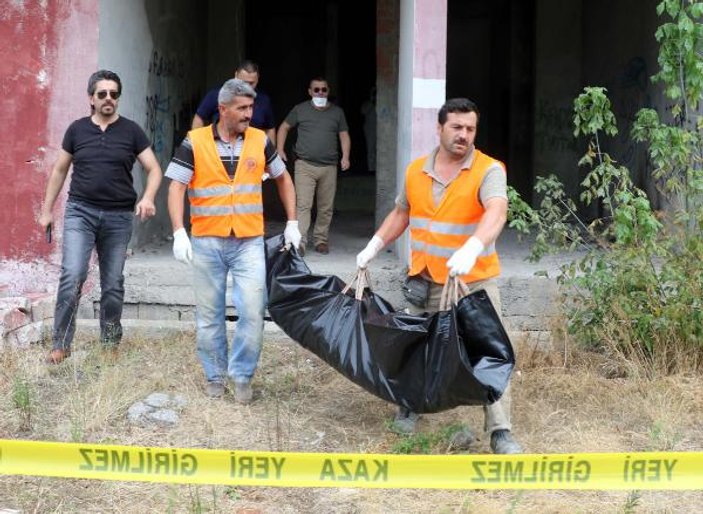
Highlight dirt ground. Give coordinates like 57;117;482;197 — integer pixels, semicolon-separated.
1;330;702;513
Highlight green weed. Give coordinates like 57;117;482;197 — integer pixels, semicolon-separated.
12;376;33;432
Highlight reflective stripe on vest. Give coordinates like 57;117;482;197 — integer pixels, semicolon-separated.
407;149;503;284
188;126;266;237
409;238;496;258
189;184;262;197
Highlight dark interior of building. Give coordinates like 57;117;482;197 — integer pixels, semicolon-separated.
243;0;377;219
447;0;535;201
195;0;535;221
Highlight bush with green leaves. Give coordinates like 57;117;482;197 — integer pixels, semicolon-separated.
508;0;703;375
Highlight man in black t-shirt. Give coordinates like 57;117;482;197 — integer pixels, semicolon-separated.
38;70;162;364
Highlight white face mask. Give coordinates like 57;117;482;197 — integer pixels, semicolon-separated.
312;97;328;108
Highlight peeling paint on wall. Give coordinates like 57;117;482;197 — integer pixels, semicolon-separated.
0;0;99;296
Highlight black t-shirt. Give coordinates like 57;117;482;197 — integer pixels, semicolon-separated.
62;116;151;210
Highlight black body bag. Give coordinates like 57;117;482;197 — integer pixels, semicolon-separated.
265;234;515;413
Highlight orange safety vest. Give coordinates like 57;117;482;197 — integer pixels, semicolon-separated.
407;149;503;284
188;126;265;238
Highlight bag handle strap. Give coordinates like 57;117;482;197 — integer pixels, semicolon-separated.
342;268;372;300
439;276;471;311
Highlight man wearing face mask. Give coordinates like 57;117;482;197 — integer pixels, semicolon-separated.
277;77;351;255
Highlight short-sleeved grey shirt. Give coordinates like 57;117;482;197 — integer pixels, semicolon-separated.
396;146;507;209
284;101;348;166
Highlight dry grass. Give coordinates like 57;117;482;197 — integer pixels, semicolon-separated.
1;328;702;513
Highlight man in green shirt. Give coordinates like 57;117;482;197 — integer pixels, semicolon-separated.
277;77;351;255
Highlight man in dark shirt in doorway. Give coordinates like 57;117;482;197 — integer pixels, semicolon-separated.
191;60;276;144
38;69;162;364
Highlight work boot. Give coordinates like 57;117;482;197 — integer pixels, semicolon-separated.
390;407;419;434
45;348;71;365
315;243;329;254
205;382;225;399
447;426;475;451
234;381;253;405
490;429;523;454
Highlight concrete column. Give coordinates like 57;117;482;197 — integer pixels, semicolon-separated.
375;0;400;227
395;0;447;262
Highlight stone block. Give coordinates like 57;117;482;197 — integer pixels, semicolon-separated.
3;321;46;347
0;299;32;339
26;292;56;321
147;409;179;426
76;302;95;320
0;297;31;315
121;303;140;319
179;308;195;321
144;392;187;409
138;304;180;320
127;401;151;423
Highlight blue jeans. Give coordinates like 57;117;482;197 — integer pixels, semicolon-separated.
192;235;266;384
52;201;133;350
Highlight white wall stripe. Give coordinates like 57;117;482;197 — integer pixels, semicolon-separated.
412;78;446;109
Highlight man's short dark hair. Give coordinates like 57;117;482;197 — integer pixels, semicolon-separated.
309;76;328;86
438;98;479;125
236;60;260;75
87;70;122;96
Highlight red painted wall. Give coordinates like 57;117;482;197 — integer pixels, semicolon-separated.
0;1;98;261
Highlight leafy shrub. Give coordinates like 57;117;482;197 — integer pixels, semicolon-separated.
508;1;703;376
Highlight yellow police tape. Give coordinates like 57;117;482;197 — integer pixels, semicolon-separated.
1;439;701;490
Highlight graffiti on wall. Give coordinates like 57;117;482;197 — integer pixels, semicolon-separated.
534;98;579;154
148;49;186;78
612;57;651;167
144;49;197;162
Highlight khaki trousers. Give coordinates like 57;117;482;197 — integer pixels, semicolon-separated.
294;159;337;247
407;278;513;434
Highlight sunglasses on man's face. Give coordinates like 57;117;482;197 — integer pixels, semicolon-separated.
312;87;328;94
96;90;120;100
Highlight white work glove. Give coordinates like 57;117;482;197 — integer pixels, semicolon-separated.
447;236;484;277
356;235;384;268
284;220;302;249
172;228;193;264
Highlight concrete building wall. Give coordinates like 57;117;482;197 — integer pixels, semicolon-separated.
0;0;99;295
581;0;660;202
0;1;99;263
395;0;447;262
532;0;584;203
99;0;208;247
375;0;400;227
206;0;245;89
533;0;662;208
